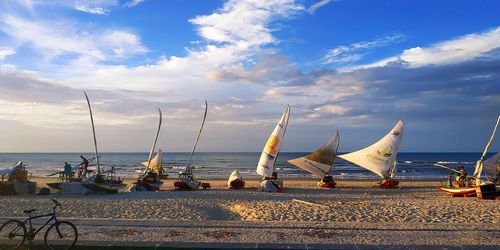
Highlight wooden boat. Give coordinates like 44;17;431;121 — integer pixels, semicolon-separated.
132;108;166;192
436;116;499;197
256;105;290;192
173;100;207;190
0;163;37;195
228;170;245;189
339;120;404;188
80;91;126;194
437;186;476;196
46;158;96;194
288;131;340;189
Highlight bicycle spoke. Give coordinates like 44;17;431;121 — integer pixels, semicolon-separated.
44;221;78;250
0;220;26;250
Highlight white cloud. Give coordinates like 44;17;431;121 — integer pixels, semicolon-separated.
0;47;15;60
74;1;110;15
307;0;334;14
323;33;405;65
124;0;145;8
352;26;500;69
0;15;147;62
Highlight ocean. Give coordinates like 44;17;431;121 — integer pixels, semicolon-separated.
0;152;494;180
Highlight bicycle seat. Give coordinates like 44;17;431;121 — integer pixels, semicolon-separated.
23;209;36;214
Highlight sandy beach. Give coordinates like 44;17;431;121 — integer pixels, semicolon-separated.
0;177;498;249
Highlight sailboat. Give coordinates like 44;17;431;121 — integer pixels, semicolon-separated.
80;91;126;194
288;131;340;188
46;156;97;194
132;108;167;191
338;120;404;188
437;115;499;196
228;170;245;189
256;105;290;192
0;161;37;195
173;100;208;190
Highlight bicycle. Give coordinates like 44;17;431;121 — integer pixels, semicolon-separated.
0;199;78;250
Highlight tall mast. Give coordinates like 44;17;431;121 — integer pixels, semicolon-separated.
272;105;290;172
185;100;208;174
147;108;162;169
83;91;100;174
473;115;500;180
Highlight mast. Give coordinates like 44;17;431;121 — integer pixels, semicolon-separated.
147;108;162;169
185;100;208;174
83;91;100;174
473;115;500;180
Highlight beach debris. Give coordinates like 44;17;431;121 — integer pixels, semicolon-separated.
291;199;327;207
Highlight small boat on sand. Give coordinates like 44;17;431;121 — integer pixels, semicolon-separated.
436;115;499;197
46;157;96;194
288;131;340;188
131;108;167;192
0;161;37;195
80;91;126;194
228;170;245;189
256;105;290;192
339;120;404;188
173;100;207;190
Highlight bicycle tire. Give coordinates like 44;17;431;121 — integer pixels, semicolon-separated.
0;219;26;250
44;221;78;250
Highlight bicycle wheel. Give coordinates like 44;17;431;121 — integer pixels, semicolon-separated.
44;221;78;250
0;219;26;250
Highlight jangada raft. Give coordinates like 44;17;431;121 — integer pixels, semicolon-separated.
256;105;290;193
339;120;404;188
0;161;37;195
173;100;207;190
437;115;500;198
131;108;167;192
46;156;97;194
228;170;245;189
80;91;126;194
288;131;340;188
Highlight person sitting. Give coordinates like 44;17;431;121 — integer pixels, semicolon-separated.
459;166;468;187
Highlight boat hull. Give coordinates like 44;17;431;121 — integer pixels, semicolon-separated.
317;179;336;189
229;179;245;189
82;182;126;194
437;186;477;196
46;182;61;191
0;181;37;195
174;180;200;190
380;179;399;188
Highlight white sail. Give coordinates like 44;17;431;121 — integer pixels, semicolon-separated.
339;120;404;179
287;131;340;178
472;115;499;180
482;152;499;181
256;105;291;177
142;149;163;174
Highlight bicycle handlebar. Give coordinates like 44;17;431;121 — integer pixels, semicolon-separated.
51;199;61;208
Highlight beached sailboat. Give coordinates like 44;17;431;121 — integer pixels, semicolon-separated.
173;100;208;190
80;91;126;194
256;105;290;192
288;131;340;188
45;156;97;193
339;120;404;188
437;115;499;196
132;108;167;191
228;170;245;189
0;161;37;195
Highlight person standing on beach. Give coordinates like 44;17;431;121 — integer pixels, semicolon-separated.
64;162;72;181
80;155;89;178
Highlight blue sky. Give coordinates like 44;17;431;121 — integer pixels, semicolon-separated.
0;0;498;152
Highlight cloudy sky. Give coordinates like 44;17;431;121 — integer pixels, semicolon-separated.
0;0;498;152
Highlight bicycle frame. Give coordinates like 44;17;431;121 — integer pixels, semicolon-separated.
23;212;57;239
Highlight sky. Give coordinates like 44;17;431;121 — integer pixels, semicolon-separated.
0;0;499;153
